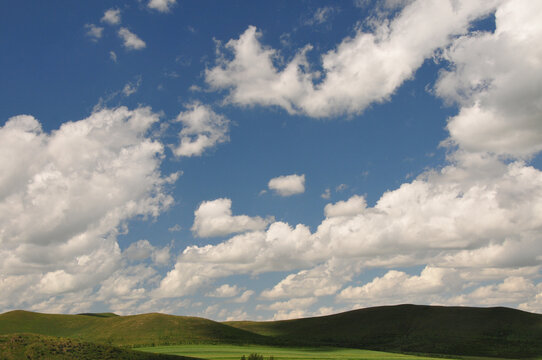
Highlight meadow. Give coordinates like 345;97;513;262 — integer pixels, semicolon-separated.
137;344;452;360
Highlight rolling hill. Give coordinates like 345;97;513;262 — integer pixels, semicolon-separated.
1;305;541;358
226;304;542;358
0;311;269;347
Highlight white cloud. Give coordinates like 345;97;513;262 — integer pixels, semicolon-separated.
101;8;121;25
172;103;230;157
206;1;499;117
156;154;542;305
148;0;176;13
261;260;351;299
118;28;146;50
268;174;305;196
233;290;254;303
0;107;174;311
206;284;240;298
336;266;460;304
85;24;103;41
324;195;366;218
257;297;317;320
321;188;331;199
192;198;272;238
435;0;542;158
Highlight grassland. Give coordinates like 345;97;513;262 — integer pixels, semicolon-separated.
137;344;452;360
225;305;542;358
1;305;541;359
0;310;268;347
0;333;194;360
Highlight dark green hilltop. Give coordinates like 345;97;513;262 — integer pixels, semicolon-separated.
1;304;541;359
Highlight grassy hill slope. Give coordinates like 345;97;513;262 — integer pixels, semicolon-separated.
0;311;268;347
225;304;542;358
0;333;197;360
2;305;541;358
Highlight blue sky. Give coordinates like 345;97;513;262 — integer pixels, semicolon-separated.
1;0;542;320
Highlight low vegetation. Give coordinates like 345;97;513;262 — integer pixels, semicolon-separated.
1;305;541;359
137;344;453;360
0;333;192;360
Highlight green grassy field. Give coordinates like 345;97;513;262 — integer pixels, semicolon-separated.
137;344;452;360
0;333;193;360
2;305;542;358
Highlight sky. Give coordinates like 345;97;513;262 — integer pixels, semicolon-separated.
1;0;542;321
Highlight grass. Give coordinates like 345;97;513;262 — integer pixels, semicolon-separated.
0;333;194;360
225;305;542;358
2;305;542;358
0;311;268;347
137;344;455;360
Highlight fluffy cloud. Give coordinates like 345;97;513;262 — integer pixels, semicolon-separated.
148;0;176;13
206;1;499;117
172;103;230;157
155;1;542;311
324;195;366;217
261;260;352;299
337;266;460;304
233;290;254;303
155;222;314;298
0;107;174;312
206;284;240;298
192;198;272;238
155;154;542;306
101;8;121;25
85;24;103;41
435;0;542;158
118;28;146;50
123;239;171;266
268;174;305;196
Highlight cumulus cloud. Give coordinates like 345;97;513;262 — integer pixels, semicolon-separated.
268;174;305;196
172;103;230;157
85;24;103;41
0;107;174;312
148;0;176;13
192;198;272;238
123;239;171;266
118;28;146;50
206;284;240;298
206;1;499;117
234;290;254;303
101;8;121;25
337;266;460;305
324;195;366;217
156;0;542;307
261;260;352;299
435;0;542;158
257;297;317;320
155;153;542;306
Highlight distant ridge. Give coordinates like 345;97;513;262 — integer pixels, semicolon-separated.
1;305;541;358
226;304;542;358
